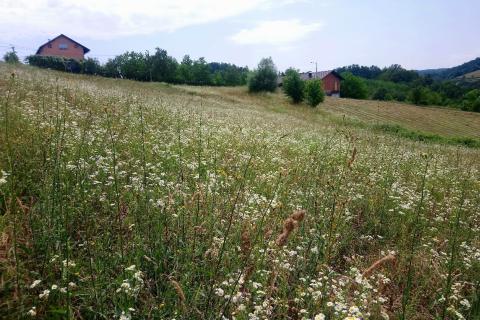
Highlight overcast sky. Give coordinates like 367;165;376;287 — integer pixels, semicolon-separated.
1;0;479;71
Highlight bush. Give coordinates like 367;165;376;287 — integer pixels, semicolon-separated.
3;51;19;64
461;89;480;112
372;87;392;101
282;68;305;103
26;55;83;73
248;57;278;93
340;73;368;99
304;79;325;107
409;86;430;105
82;57;102;75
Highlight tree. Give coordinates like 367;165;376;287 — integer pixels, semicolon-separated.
304;80;325;107
148;48;178;83
409;86;429;105
282;68;305;103
83;57;102;75
3;50;19;64
461;89;480;112
340;73;368;99
379;64;419;83
372;87;393;101
191;57;212;85
177;55;194;84
336;64;382;79
248;57;278;93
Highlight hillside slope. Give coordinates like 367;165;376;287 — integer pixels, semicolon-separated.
1;64;479;319
182;85;480;140
418;57;480;80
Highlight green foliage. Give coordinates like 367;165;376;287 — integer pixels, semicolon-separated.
461;89;480;112
191;57;211;85
408;86;442;106
336;63;475;109
379;64;419;83
26;49;248;87
82;58;102;75
176;55;193;83
304;79;324;107
419;57;480;80
373;124;480;148
3;51;19;64
248;57;278;93
26;55;83;73
336;64;382;79
107;51;150;81
209;62;248;86
372;87;392;101
340;73;368;99
282;68;305;103
148;48;178;83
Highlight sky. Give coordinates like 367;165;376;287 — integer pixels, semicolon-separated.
1;0;479;72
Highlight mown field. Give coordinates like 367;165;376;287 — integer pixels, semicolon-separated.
0;63;479;320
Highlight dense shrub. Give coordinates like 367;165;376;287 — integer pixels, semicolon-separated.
282;68;305;103
461;89;480;112
304;79;325;107
82;58;102;75
336;64;382;79
248;57;278;93
3;51;19;64
26;55;83;73
340;73;368;99
25;49;249;87
372;87;392;101
379;64;419;83
148;48;178;83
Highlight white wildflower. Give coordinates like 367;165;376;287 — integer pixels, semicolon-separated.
30;280;41;289
460;299;471;309
215;288;225;297
39;289;50;299
125;265;136;271
119;311;131;320
27;307;36;317
314;314;325;320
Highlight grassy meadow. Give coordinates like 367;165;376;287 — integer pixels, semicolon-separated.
1;63;479;319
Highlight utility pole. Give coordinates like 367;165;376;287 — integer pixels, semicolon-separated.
310;61;317;79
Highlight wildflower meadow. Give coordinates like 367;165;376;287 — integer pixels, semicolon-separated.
0;63;479;319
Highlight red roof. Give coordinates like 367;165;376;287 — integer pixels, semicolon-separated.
299;70;343;80
36;34;90;54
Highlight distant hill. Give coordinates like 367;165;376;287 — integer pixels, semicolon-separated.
417;57;480;80
458;69;480;80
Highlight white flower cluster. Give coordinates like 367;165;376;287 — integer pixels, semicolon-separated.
116;265;144;297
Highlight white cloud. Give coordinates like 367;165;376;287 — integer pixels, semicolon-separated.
230;19;322;45
0;0;301;40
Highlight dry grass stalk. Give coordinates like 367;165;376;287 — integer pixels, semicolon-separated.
240;226;251;257
119;202;128;221
275;210;306;247
347;146;357;168
363;254;396;277
170;279;187;311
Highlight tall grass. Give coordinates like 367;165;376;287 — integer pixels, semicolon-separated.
0;64;479;319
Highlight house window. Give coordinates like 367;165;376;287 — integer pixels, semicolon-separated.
48;44;52;48
308;72;313;79
59;43;68;50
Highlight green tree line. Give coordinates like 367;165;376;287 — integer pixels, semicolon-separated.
23;48;249;86
336;64;480;112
